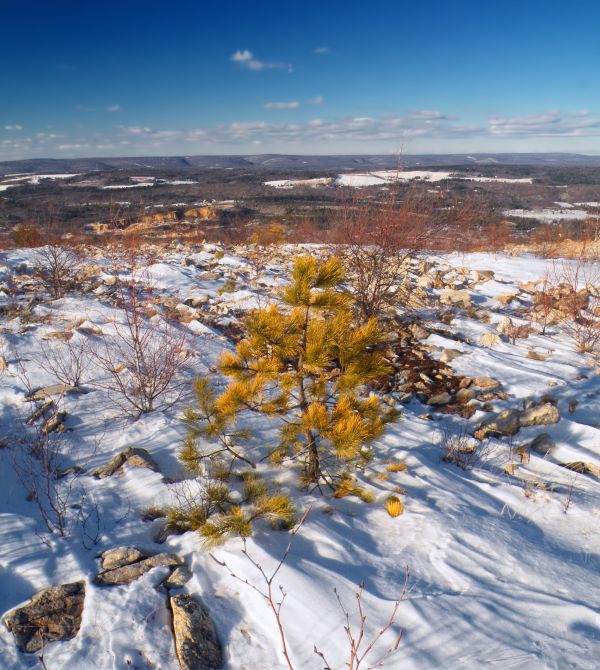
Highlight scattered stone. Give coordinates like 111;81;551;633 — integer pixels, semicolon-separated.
473;376;501;390
455;387;476;404
95;552;183;586
478;332;501;348
0;355;7;371
41;411;67;434
568;399;578;413
427;391;452;406
474;409;521;439
93;446;160;478
527;351;546;361
519;403;560;427
473;270;495;283
170;594;223;670
529;433;556;456
496;293;518;306
439;289;473;309
3;581;85;653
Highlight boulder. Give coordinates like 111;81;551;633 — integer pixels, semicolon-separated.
473;376;501;390
93;446;160;478
170;594;223;670
519;403;560;427
95;552;183;586
528;433;556;456
100;546;148;571
439;289;473;309
474;409;521;440
3;581;85;653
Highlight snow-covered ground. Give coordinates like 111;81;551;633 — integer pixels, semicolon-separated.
0;246;599;669
265;171;534;189
503;208;591;222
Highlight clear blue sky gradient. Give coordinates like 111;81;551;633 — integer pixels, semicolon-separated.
2;0;600;158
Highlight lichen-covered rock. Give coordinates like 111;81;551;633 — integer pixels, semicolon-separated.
519;403;560;427
474;409;521;440
95;553;183;586
93;446;159;478
427;391;452;406
3;581;85;653
170;594;223;670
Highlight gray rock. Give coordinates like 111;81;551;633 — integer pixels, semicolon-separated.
95;553;184;586
427;392;452;406
162;566;193;590
474;409;521;440
3;581;85;653
439;289;473;309
100;546;148;571
93;446;160;478
439;348;464;363
529;433;556;456
519;403;560;427
455;387;476;404
171;594;223;670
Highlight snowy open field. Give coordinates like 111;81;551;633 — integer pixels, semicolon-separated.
0;245;599;669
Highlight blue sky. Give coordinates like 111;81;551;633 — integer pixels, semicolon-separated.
2;0;600;159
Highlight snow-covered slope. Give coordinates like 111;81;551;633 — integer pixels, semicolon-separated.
0;246;598;669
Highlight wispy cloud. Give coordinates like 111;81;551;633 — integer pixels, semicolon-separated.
313;47;330;54
489;110;600;136
264;101;301;110
106;104;121;112
4;124;23;131
263;96;325;110
230;49;290;71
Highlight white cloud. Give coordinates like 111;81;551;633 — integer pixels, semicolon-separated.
58;143;89;150
106;104;121;112
4;124;23;131
230;49;289;71
264;101;301;110
307;96;325;105
313;47;330;54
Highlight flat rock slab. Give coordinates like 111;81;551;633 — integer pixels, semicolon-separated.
100;546;149;571
93;446;160;478
3;581;85;653
95;552;183;586
170;594;223;670
25;384;78;401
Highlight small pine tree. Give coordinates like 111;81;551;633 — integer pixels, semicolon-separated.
188;255;396;487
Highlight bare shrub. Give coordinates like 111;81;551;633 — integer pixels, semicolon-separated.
439;429;494;471
34;244;83;300
91;251;189;416
37;336;90;388
211;509;408;670
334;188;437;322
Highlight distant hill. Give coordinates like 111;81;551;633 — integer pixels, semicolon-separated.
2;152;600;175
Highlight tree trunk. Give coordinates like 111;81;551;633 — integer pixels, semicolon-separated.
305;431;320;482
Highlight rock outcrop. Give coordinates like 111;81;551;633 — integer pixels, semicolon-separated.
3;581;85;653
